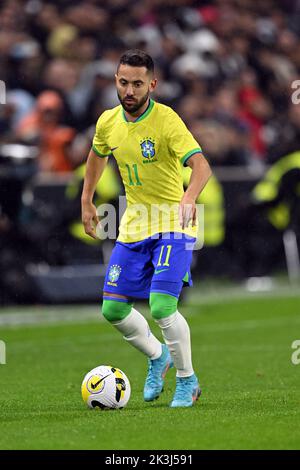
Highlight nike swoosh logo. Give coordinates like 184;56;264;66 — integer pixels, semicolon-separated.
110;147;118;152
91;373;110;389
154;268;169;274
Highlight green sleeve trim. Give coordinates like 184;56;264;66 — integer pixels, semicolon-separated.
92;145;111;158
180;148;203;166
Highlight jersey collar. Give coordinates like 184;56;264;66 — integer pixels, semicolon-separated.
122;99;155;123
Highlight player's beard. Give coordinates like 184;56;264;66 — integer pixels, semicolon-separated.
118;90;150;114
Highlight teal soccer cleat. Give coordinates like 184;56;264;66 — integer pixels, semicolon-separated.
170;374;201;408
143;344;173;402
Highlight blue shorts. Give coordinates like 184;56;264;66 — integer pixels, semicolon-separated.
103;233;196;301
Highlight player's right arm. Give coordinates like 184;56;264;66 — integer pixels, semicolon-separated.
81;148;108;239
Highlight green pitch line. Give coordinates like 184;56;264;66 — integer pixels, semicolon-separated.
0;295;299;450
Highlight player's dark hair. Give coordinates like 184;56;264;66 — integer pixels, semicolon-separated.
118;49;154;74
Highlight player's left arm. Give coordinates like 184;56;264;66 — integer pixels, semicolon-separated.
179;153;212;228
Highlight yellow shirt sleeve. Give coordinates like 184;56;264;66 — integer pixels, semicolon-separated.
92;112;112;158
165;109;202;166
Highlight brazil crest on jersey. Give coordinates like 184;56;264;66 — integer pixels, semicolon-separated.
92;99;203;242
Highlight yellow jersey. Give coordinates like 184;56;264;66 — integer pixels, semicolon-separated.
92;99;202;242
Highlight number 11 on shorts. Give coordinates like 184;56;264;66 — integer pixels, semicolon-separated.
157;245;172;267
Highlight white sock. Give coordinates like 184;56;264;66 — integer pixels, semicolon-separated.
156;310;194;378
111;307;162;360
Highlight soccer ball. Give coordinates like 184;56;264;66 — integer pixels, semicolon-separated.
81;365;131;410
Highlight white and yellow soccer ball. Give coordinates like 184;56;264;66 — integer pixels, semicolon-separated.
81;365;131;410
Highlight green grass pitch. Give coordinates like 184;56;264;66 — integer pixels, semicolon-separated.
0;293;300;450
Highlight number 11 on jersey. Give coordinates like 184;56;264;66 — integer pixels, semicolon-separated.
125;164;142;186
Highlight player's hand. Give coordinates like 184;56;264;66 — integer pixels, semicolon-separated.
81;201;100;239
179;194;197;229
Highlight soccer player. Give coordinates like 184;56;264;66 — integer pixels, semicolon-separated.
81;50;212;407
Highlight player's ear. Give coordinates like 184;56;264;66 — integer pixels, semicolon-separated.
149;78;157;92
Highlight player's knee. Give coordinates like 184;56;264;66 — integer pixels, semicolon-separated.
101;299;132;322
149;293;178;320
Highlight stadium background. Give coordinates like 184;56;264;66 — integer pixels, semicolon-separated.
1;0;300;304
0;0;300;452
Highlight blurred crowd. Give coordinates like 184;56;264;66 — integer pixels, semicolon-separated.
1;0;300;172
1;0;300;303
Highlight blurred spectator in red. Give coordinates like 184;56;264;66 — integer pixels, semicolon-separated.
16;91;75;173
238;69;272;160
